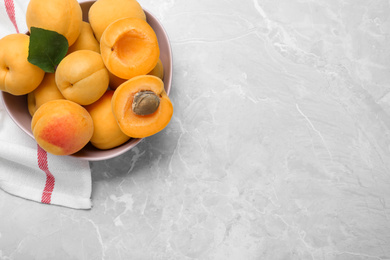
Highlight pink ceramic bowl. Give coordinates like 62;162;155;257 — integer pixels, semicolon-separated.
0;1;172;161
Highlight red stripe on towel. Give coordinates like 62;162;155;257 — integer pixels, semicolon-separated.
37;145;55;204
4;0;19;33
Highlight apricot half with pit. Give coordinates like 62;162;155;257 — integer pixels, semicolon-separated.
0;34;45;95
112;75;173;138
55;50;109;105
31;100;94;156
100;17;160;80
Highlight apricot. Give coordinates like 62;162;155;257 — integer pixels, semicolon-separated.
0;34;45;95
100;17;160;80
108;59;163;90
26;0;82;46
108;72;126;90
55;50;109;105
85;90;131;150
31;100;94;156
68;22;100;54
148;59;164;80
28;73;65;117
88;0;146;42
112;75;173;138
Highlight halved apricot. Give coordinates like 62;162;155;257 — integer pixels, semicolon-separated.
100;17;159;80
112;75;173;138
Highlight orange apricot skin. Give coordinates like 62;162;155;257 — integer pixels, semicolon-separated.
85;90;131;150
26;0;82;46
108;71;126;90
147;59;164;80
67;21;100;54
112;75;173;138
0;34;45;95
55;50;109;105
28;73;65;117
31;100;94;156
88;0;146;42
108;59;163;90
100;18;160;80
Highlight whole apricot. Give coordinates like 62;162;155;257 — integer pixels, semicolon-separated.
26;0;82;46
148;59;164;80
108;58;164;90
85;90;131;150
0;34;45;95
28;73;65;117
108;72;126;90
55;50;109;105
100;17;160;80
88;0;146;42
112;75;173;138
68;21;100;54
31;100;94;156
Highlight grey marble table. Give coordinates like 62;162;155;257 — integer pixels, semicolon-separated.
1;0;390;259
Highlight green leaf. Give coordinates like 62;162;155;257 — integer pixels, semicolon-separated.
28;27;69;73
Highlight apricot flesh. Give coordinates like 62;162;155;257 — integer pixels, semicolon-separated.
55;50;109;105
85;90;131;150
0;34;45;95
31;100;94;156
112;75;173;138
26;0;82;46
88;0;146;42
68;21;100;54
28;73;65;116
100;17;160;80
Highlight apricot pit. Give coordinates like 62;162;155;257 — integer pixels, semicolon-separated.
112;75;173;138
132;91;160;116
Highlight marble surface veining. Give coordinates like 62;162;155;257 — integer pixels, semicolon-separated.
1;0;390;259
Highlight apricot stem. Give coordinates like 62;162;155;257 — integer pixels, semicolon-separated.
132;90;160;116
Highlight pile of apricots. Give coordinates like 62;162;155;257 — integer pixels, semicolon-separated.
0;0;173;156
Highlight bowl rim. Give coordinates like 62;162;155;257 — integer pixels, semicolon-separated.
0;4;173;161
